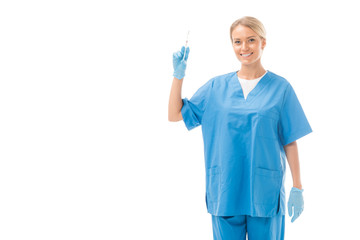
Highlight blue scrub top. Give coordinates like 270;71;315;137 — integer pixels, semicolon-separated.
181;70;313;217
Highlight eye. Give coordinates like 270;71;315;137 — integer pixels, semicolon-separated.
249;38;255;42
234;40;240;44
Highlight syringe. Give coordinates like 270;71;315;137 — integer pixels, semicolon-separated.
183;30;190;61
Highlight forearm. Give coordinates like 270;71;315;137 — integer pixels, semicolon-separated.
284;141;302;189
168;77;184;121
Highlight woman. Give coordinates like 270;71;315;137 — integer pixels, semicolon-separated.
168;16;312;240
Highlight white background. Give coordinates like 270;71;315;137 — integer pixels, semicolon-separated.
1;0;359;239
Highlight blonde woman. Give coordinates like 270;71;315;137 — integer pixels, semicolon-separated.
168;16;312;240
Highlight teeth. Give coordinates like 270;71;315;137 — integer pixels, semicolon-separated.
242;53;252;57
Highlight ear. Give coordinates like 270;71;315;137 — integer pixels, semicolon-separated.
261;38;266;49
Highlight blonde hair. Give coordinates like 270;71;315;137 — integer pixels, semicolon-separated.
230;16;266;43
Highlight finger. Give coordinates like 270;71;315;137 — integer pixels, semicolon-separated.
291;211;300;223
288;203;293;217
293;207;302;222
173;51;182;60
180;46;185;57
184;47;190;60
297;207;303;217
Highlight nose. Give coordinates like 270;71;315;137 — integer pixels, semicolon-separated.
241;41;249;51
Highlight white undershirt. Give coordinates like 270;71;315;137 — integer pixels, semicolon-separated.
238;70;268;100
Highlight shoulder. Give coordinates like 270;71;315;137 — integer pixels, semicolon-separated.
209;71;237;86
267;71;303;108
266;70;297;96
267;70;291;87
213;71;237;80
194;71;236;93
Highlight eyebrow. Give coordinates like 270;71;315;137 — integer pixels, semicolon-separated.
233;36;256;40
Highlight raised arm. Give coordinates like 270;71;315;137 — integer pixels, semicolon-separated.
168;77;184;121
168;46;189;122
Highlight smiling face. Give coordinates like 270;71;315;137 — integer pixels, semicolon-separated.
231;24;266;66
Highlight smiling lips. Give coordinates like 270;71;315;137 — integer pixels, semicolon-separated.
240;52;253;57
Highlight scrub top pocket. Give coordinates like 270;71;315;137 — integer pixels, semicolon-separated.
253;168;282;205
256;110;279;140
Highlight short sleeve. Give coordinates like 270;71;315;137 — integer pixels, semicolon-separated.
181;79;213;131
278;84;313;146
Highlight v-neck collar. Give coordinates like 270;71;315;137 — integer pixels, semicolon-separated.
231;70;272;103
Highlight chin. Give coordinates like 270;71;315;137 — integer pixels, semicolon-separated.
240;58;261;66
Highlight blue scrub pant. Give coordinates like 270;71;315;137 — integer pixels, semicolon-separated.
211;212;285;240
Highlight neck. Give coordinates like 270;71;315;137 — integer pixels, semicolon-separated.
237;62;266;80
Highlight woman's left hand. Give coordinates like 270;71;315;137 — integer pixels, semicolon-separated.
287;187;304;223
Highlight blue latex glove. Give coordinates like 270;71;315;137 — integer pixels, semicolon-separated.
288;187;304;223
173;46;190;80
